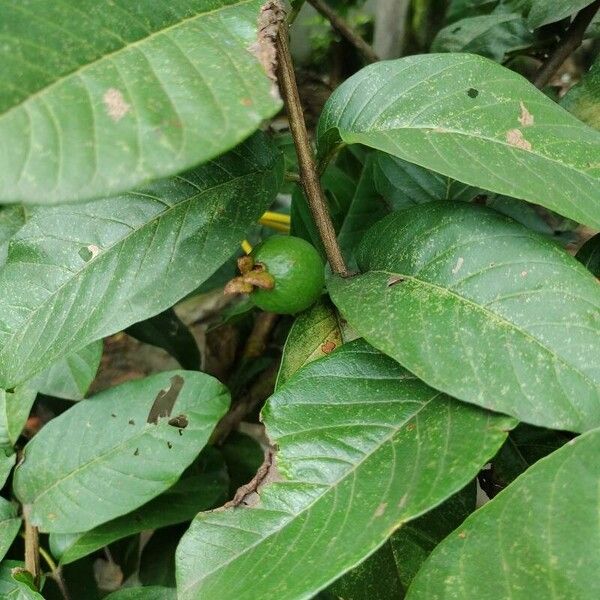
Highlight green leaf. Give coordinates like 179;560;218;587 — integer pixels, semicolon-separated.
0;206;28;265
49;447;228;564
14;370;229;533
577;233;600;276
561;55;600;130
0;498;21;563
0;386;37;449
526;0;597;27
276;299;344;389
323;482;476;599
104;588;176;600
432;14;533;62
0;133;282;389
317;54;600;229
0;452;16;489
0;0;281;204
0;562;43;599
33;341;102;401
407;427;600;599
373;153;480;209
126;309;200;371
175;340;514;600
446;0;501;24
328;202;600;432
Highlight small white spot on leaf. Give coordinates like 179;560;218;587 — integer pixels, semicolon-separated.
88;244;100;258
519;101;534;126
103;88;130;122
506;129;532;151
374;502;387;517
452;257;464;275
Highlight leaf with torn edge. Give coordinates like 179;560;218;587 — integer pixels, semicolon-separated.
407;427;600;599
0;132;282;389
317;54;600;229
328;202;600;433
13;370;229;533
0;0;282;204
175;340;514;600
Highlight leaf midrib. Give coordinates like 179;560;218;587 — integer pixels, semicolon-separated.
0;0;256;120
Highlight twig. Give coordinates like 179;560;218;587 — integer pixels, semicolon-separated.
23;515;40;586
307;0;379;63
243;312;279;359
210;360;279;445
276;23;350;277
40;547;71;600
533;0;600;89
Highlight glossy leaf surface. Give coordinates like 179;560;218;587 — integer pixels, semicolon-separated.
0;499;21;563
14;371;229;533
0;134;281;389
317;54;600;228
0;0;281;204
432;14;533;61
407;428;600;599
50;448;228;564
34;341;102;401
176;340;513;600
329;203;600;432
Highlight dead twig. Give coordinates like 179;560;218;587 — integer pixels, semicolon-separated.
533;0;600;89
307;0;379;64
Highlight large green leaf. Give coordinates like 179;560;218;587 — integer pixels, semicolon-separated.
328;203;600;432
33;341;102;401
0;498;21;563
50;448;228;564
562;55;600;131
276;299;344;389
407;427;600;599
14;370;229;533
432;14;533;62
0;133;281;389
0;0;281;204
577;233;600;276
0;386;37;449
104;588;176;600
317;54;600;229
176;340;514;600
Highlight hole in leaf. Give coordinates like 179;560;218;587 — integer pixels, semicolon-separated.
147;375;185;424
467;88;479;98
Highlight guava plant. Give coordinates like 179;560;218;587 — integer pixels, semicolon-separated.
0;0;599;598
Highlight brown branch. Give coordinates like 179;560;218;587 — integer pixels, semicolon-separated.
275;23;350;277
210;360;279;445
24;514;40;586
307;0;379;63
243;311;279;359
533;0;600;89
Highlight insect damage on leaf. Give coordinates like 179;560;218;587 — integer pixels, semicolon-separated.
248;0;285;96
506;128;532;151
168;414;189;429
223;447;281;509
147;375;185;424
519;101;534;126
103;88;131;122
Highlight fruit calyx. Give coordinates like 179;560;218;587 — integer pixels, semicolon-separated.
224;256;275;295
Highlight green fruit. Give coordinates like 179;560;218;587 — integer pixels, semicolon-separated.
250;236;325;314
